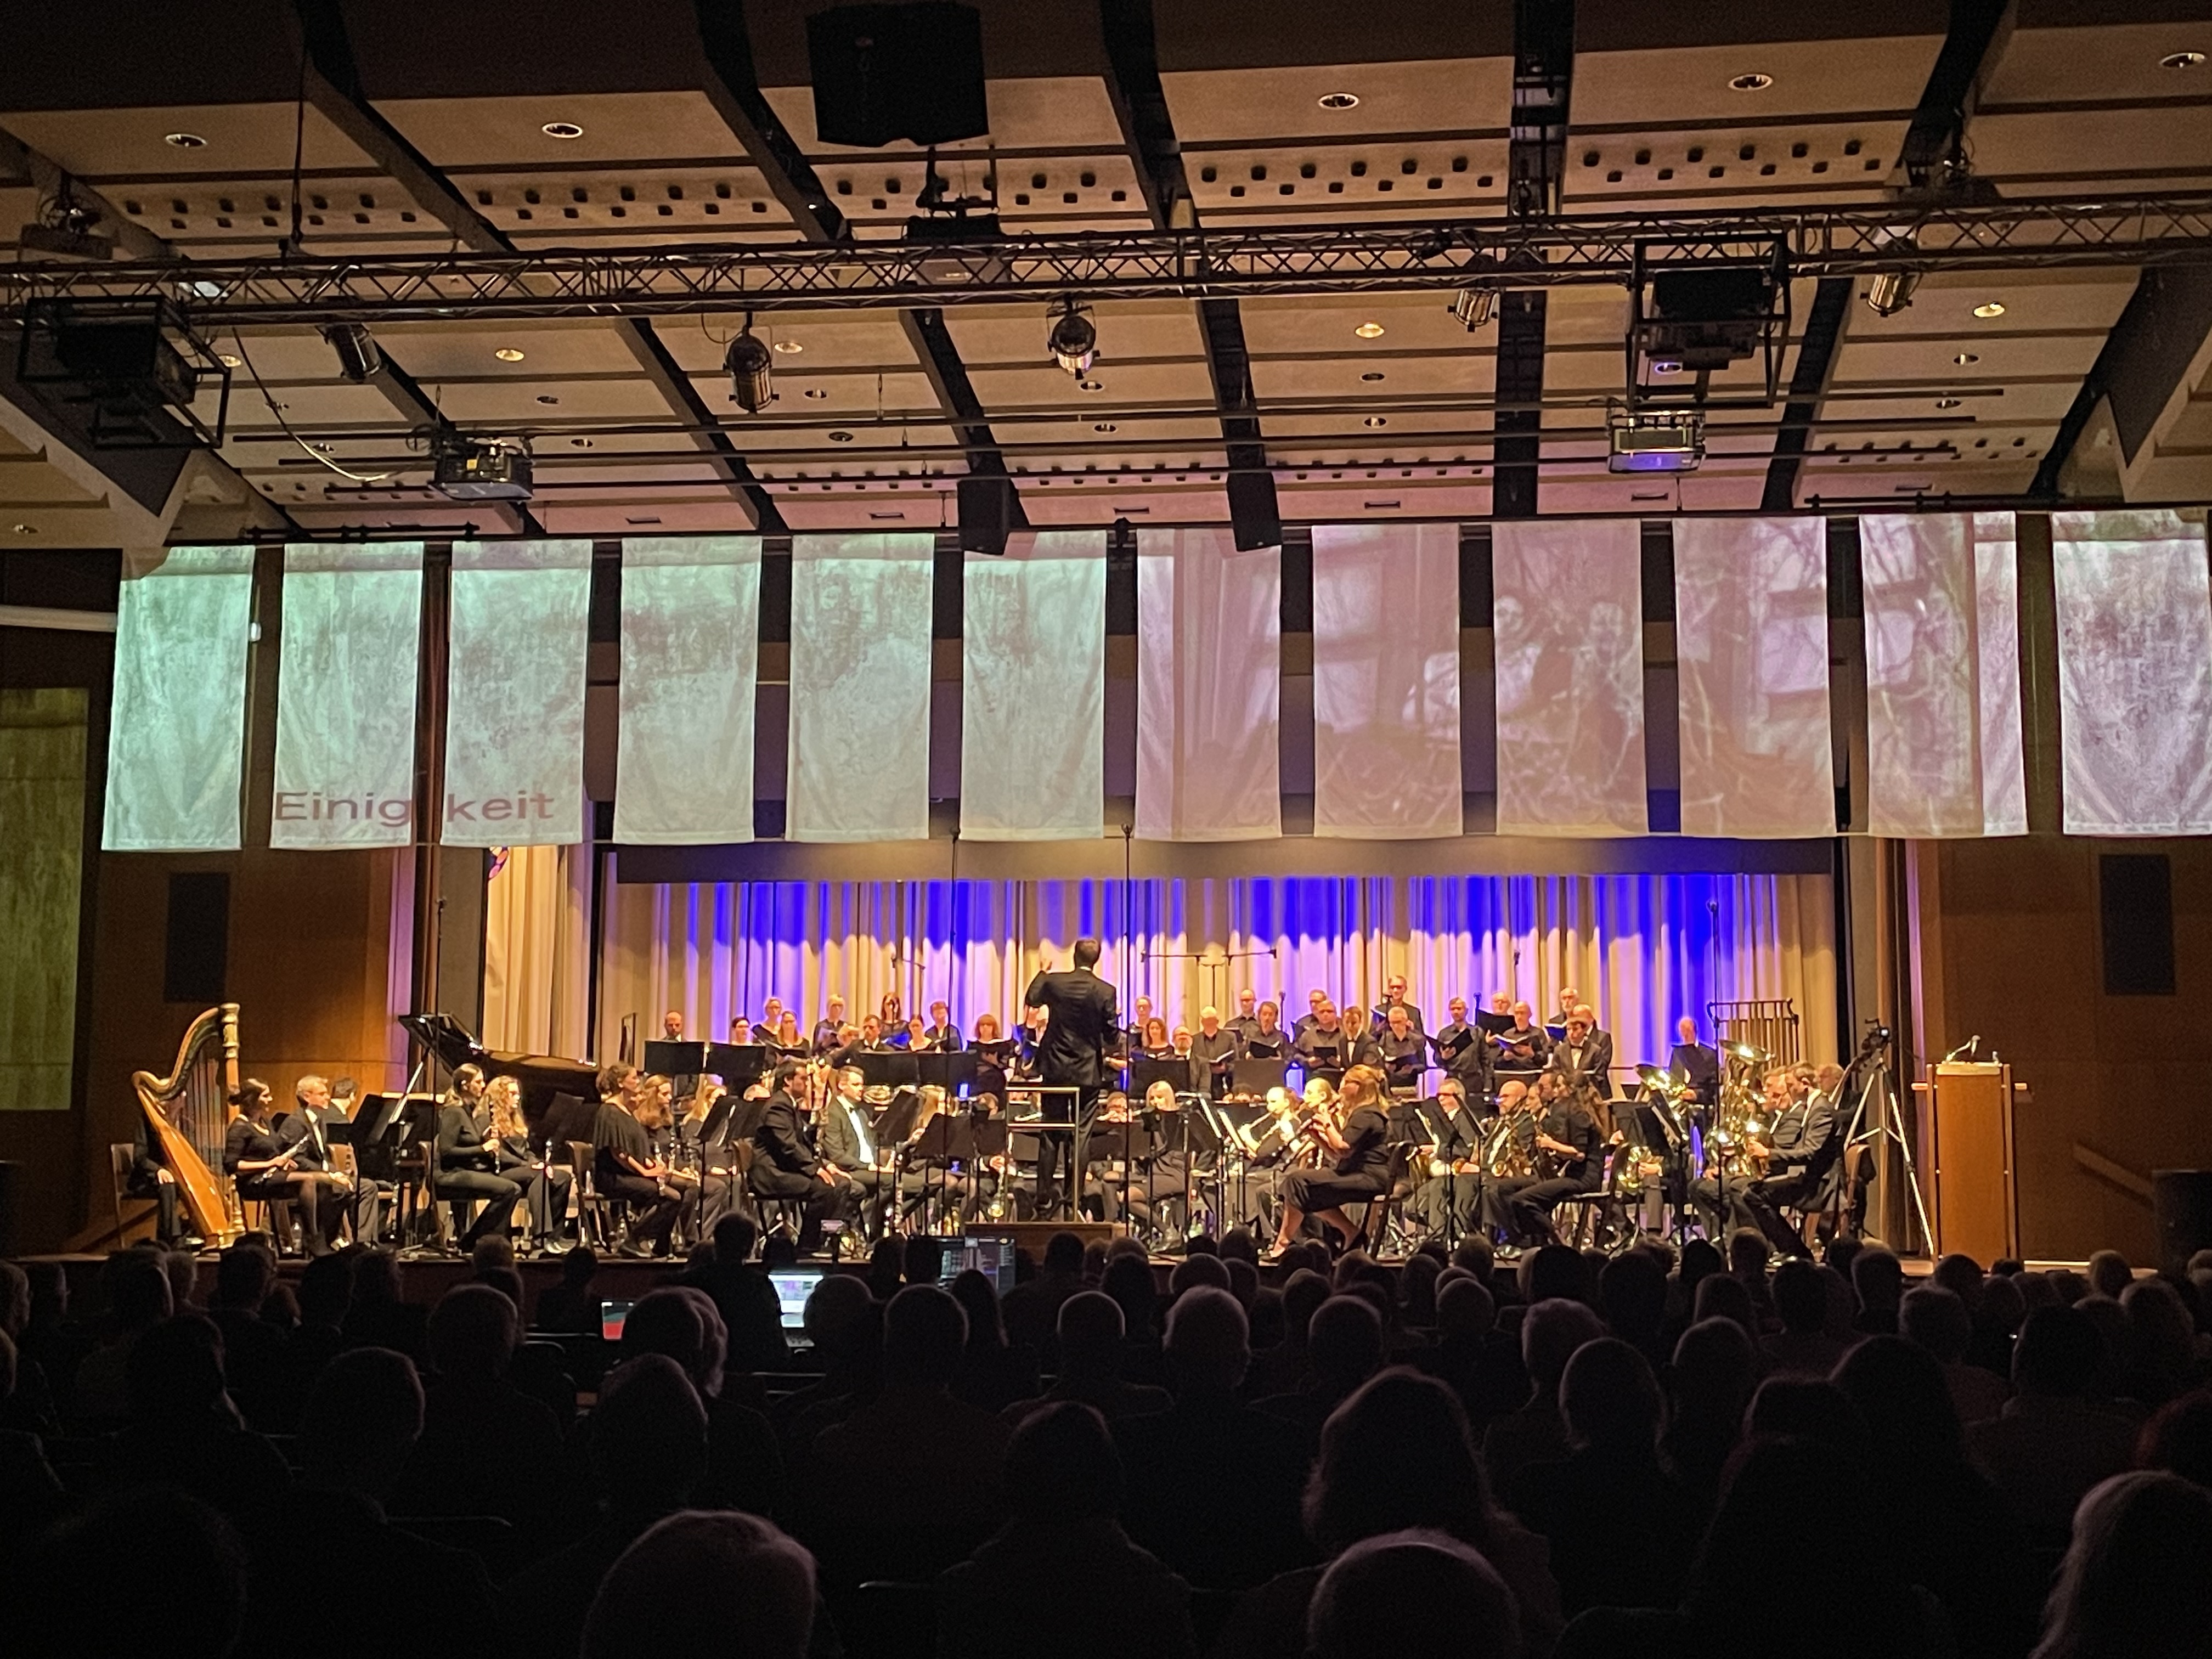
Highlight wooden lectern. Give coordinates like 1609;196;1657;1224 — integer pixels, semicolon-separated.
1924;1062;2019;1262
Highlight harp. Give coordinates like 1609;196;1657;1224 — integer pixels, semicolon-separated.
132;1003;244;1246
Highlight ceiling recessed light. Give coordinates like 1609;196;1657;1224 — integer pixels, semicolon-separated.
1093;421;1118;433
164;131;207;149
1729;72;1774;92
494;346;526;361
1353;321;1386;338
1360;371;1386;382
827;430;854;442
771;340;804;354
1934;397;1962;409
1363;415;1388;428
569;437;593;448
217;353;242;368
1318;92;1360;110
1077;377;1103;391
1953;352;1980;365
802;387;828;399
2160;50;2207;70
1972;301;2006;318
541;122;584;140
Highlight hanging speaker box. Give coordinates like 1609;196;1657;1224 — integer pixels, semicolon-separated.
808;3;989;148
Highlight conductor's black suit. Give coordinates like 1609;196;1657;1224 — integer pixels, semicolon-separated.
1022;963;1119;1217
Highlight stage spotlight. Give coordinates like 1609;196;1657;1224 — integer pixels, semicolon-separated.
321;323;382;383
724;319;774;413
1865;269;1920;318
1047;299;1097;376
1452;287;1497;330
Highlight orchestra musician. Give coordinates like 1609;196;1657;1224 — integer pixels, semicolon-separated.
1493;1070;1605;1250
279;1074;371;1245
668;1075;731;1241
1265;1063;1392;1260
1668;1015;1722;1107
817;1066;900;1238
747;1058;859;1252
1690;1063;1837;1260
432;1064;525;1252
223;1076;344;1256
592;1063;682;1259
127;1098;193;1249
1547;1004;1615;1101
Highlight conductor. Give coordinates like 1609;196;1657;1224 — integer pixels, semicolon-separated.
1023;937;1119;1218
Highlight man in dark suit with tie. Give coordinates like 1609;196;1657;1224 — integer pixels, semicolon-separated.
1023;937;1119;1218
1668;1015;1722;1106
746;1059;856;1254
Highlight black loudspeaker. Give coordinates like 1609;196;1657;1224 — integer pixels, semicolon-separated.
957;475;1015;556
808;3;989;148
2100;853;2175;996
1226;466;1282;552
2153;1169;2212;1278
163;871;229;1004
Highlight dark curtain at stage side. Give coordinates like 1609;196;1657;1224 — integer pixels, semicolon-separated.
482;867;1836;1076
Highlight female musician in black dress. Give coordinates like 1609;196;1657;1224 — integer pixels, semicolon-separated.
1263;1063;1393;1260
223;1076;343;1256
475;1074;572;1251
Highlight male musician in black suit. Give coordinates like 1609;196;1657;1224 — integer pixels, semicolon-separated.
1373;1004;1429;1095
1369;974;1425;1036
1496;1071;1605;1248
1668;1015;1722;1107
281;1074;379;1244
747;1059;857;1253
1023;937;1120;1218
1547;1005;1615;1101
1692;1063;1837;1260
127;1108;191;1247
816;1066;898;1239
1431;997;1494;1107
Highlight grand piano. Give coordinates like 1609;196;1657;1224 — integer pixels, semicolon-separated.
400;1012;601;1124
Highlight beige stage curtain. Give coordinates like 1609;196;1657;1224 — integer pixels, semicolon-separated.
481;844;595;1057
583;869;1838;1076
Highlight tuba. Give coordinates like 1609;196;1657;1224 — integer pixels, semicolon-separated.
132;1004;245;1245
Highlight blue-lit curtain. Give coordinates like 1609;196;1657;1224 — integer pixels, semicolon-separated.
590;867;1836;1073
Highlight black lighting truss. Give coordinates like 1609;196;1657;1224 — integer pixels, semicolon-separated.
7;198;2211;324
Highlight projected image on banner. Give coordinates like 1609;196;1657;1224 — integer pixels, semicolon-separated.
2054;509;2212;835
614;538;760;847
103;545;252;852
272;543;422;848
444;540;591;848
1859;515;2024;838
1492;520;1647;836
1674;518;1835;839
788;534;934;843
1136;528;1280;842
962;531;1104;842
1311;523;1462;839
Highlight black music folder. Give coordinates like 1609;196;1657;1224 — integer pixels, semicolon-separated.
644;1040;708;1078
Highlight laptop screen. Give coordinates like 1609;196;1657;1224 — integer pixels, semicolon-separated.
768;1267;828;1331
599;1299;634;1343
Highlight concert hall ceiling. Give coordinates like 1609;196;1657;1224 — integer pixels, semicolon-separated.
0;0;2205;543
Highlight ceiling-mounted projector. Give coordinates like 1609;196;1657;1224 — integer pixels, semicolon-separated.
1609;414;1705;474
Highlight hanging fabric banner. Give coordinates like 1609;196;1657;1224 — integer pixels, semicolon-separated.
613;537;761;846
787;533;934;843
1310;522;1463;839
1860;514;2026;838
1674;517;1836;838
270;542;422;848
2054;509;2212;835
103;545;253;851
444;539;591;848
961;530;1105;841
1136;527;1281;842
1491;518;1648;836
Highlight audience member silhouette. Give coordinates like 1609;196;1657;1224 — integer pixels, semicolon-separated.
391;1283;562;1527
1901;1284;2012;1425
106;1313;290;1541
580;1510;816;1659
1000;1291;1171;1424
612;1287;787;1522
533;1245;602;1334
938;1401;1198;1658
948;1268;1040;1412
1305;1529;1522;1659
1256;1293;1385;1448
1968;1305;2142;1548
2029;1471;2212;1659
1657;1317;1757;1513
1481;1297;1605;1492
13;1485;247;1659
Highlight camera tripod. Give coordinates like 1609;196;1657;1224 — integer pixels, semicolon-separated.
1822;1024;1933;1252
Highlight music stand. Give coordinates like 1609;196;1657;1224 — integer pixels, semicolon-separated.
854;1052;921;1091
1131;1056;1196;1100
707;1042;772;1088
917;1049;983;1098
644;1040;707;1078
1230;1057;1289;1098
396;1097;444;1255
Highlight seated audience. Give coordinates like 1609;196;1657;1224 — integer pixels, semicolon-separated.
999;1291;1171;1424
390;1283;562;1526
1902;1284;2013;1426
1968;1305;2142;1548
581;1511;817;1659
2029;1471;2212;1659
1305;1530;1523;1659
